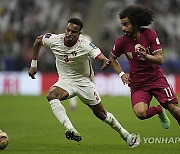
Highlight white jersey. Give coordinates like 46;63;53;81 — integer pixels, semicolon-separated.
42;33;101;85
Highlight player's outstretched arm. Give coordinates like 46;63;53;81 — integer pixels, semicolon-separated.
109;53;124;74
109;53;130;84
28;35;43;79
96;53;111;70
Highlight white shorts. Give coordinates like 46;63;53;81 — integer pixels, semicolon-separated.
52;79;101;105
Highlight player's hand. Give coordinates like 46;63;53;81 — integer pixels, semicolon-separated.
121;73;131;85
28;67;37;79
101;59;111;70
135;44;147;59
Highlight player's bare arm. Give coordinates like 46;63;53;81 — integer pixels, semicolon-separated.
109;53;130;84
28;35;43;79
137;45;163;65
96;53;111;70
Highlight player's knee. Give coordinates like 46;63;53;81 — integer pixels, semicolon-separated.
134;109;146;120
47;94;56;102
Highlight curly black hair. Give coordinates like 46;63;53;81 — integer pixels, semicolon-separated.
68;18;83;30
119;5;154;28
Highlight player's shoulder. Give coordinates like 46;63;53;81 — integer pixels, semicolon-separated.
114;35;127;47
43;33;64;44
42;33;64;46
141;28;159;42
79;34;99;51
43;33;64;39
142;28;157;35
78;34;91;44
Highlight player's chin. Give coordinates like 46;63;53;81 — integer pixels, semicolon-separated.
65;39;73;44
65;37;73;41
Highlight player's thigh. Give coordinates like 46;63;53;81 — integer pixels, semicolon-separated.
152;87;178;108
76;84;101;106
131;90;152;108
48;80;75;100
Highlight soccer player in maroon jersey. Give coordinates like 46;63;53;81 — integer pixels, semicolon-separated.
105;5;180;128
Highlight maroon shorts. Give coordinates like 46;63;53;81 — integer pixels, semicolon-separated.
131;79;178;108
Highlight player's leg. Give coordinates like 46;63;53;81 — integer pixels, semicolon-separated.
47;80;82;142
166;103;180;125
89;102;140;148
132;90;162;120
153;85;180;125
77;85;140;148
152;77;180;126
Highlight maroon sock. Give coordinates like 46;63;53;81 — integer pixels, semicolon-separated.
156;105;163;114
145;106;162;119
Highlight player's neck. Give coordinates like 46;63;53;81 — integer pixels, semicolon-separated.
131;31;140;40
64;39;77;47
129;26;141;40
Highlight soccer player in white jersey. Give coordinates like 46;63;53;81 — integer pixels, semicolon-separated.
28;18;140;148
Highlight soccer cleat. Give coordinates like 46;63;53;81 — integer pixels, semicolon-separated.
65;129;82;142
126;132;141;148
158;109;170;129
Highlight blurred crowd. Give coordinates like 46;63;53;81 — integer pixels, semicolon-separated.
0;0;90;71
99;0;180;73
0;0;180;74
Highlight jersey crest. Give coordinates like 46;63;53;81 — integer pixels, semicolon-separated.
71;51;77;56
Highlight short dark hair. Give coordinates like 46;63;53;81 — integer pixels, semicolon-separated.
68;18;83;30
119;5;154;28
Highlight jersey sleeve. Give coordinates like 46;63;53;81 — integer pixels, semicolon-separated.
111;38;123;58
149;29;162;54
42;33;58;48
88;42;101;59
80;35;101;59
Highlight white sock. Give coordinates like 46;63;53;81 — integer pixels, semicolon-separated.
49;99;76;131
104;112;130;141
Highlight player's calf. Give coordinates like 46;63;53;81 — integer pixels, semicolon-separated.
167;104;180;125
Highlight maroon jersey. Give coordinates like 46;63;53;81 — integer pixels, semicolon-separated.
112;28;166;90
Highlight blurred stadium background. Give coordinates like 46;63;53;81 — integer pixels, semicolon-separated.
0;0;180;153
1;0;180;73
0;0;180;95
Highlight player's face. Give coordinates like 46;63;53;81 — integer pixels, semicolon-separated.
120;18;135;36
65;23;81;46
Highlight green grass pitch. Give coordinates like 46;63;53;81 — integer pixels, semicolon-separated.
0;95;179;154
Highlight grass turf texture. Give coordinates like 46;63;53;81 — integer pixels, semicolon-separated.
0;95;179;154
